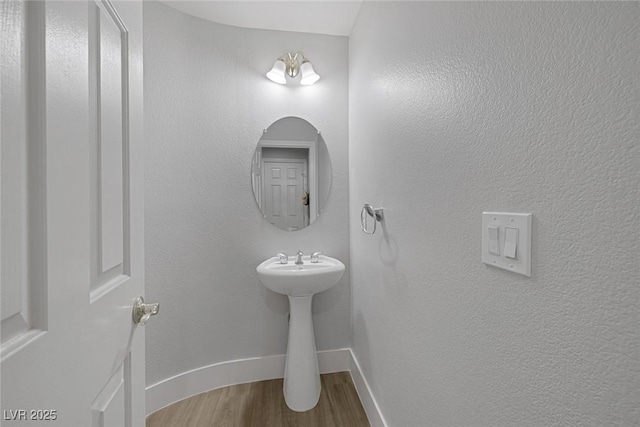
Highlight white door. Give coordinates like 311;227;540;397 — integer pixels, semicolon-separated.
1;1;148;426
263;160;307;231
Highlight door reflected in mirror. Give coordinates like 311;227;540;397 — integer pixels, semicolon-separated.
251;117;331;231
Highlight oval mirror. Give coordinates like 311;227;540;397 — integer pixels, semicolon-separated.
251;117;332;231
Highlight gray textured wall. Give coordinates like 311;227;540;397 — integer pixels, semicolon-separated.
349;2;639;425
143;1;350;387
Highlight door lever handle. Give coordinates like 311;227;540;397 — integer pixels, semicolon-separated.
132;296;159;325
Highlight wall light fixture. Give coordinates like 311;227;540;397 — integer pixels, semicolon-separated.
266;51;320;85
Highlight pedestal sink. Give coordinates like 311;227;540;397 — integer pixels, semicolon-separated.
256;254;345;411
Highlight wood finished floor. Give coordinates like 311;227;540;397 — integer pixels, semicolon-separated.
146;372;370;427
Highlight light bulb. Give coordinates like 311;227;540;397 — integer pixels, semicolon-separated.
300;60;320;85
266;59;287;84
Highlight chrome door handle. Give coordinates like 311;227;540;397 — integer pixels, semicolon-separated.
132;296;159;325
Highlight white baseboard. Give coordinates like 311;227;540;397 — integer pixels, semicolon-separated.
146;348;350;415
348;349;388;427
145;348;386;427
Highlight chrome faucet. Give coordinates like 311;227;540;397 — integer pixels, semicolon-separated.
311;251;322;263
295;251;304;265
277;253;288;264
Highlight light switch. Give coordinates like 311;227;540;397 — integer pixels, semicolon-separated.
482;212;532;277
504;227;518;259
488;226;500;255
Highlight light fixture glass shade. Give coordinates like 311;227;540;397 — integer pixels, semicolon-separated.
266;59;287;84
300;60;320;85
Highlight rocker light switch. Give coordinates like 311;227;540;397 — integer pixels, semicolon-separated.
504;227;518;259
482;212;532;277
488;226;500;255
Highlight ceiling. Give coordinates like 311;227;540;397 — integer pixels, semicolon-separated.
159;1;363;36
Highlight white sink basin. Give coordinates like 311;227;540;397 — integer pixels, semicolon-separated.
257;255;345;296
256;254;345;412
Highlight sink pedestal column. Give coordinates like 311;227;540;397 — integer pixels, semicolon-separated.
283;294;320;412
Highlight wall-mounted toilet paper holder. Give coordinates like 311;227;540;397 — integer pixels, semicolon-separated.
361;204;384;234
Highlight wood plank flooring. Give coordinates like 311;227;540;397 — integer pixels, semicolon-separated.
146;372;370;427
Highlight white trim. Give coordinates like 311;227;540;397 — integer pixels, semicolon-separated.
145;348;386;426
146;348;351;415
348;349;388;427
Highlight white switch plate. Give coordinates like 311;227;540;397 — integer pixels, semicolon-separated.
482;212;532;277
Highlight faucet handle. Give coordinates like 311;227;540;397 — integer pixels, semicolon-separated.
277;253;288;264
311;251;322;263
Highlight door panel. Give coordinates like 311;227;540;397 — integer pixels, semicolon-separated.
0;0;47;361
91;360;127;427
263;160;307;230
97;0;125;274
0;1;145;425
90;0;129;297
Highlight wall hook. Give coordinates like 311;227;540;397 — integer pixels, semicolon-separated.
361;204;384;234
